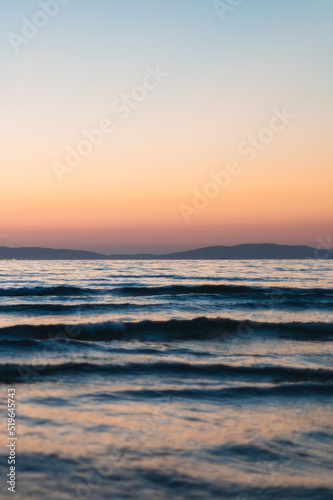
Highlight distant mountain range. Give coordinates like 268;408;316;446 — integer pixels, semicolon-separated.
0;244;331;260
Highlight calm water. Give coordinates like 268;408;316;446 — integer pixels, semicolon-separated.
0;260;333;499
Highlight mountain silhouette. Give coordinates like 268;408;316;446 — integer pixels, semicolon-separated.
0;243;330;260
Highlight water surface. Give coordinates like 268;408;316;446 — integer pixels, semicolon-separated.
0;260;332;499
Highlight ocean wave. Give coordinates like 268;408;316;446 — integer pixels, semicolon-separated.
0;361;333;383
117;284;333;300
0;317;332;342
1;360;333;384
0;302;145;314
117;383;333;400
0;285;95;297
1;283;332;301
2;361;333;399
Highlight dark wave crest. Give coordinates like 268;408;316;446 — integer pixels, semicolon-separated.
0;317;332;342
0;285;95;297
2;360;333;384
118;284;333;298
2;360;333;380
0;302;148;314
1;284;332;302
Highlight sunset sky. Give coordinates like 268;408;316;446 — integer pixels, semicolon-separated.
1;0;332;253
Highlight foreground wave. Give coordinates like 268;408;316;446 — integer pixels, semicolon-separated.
0;285;95;297
1;283;332;298
2;360;333;383
1;317;332;341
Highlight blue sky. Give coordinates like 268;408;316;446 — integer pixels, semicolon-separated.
1;0;332;252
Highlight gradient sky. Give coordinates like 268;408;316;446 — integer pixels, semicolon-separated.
1;0;332;253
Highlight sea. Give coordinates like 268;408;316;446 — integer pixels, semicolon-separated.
0;259;332;500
